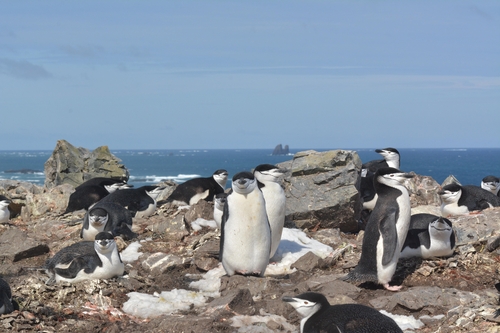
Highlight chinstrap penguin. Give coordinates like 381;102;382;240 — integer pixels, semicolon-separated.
213;192;228;229
99;185;165;218
0;277;15;315
439;183;500;217
0;195;11;224
64;177;132;214
360;148;401;211
282;292;403;333
481;175;500;196
345;167;413;291
165;169;228;206
81;201;137;241
44;232;124;284
220;171;271;277
400;214;455;259
253;164;286;259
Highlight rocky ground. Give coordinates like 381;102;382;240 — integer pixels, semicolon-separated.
1;200;500;333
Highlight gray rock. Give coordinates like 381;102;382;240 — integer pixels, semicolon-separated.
0;228;49;264
208;288;256;315
44;140;129;188
141;253;187;274
279;150;362;232
291;251;323;271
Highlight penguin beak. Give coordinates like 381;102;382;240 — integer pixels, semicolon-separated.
402;173;414;179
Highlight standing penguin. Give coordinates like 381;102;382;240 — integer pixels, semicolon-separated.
0;195;11;224
0;277;14;315
481;175;500;196
400;214;455;259
99;185;165;218
63;177;132;214
282;292;403;333
44;232;124;284
345;167;413;291
81;201;137;241
220;171;271;277
213;192;228;229
254;164;286;259
439;183;500;217
165;169;228;206
360;148;401;211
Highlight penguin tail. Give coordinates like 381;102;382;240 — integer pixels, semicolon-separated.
495;308;500;318
342;268;378;283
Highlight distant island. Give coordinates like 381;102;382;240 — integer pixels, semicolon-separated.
272;144;290;156
3;169;43;174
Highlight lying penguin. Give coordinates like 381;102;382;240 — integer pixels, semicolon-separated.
481;175;500;196
282;292;403;333
0;277;14;315
44;232;124;284
64;177;132;214
439;183;500;216
0;195;11;224
81;201;137;241
99;185;165;218
400;214;455;259
165;169;228;206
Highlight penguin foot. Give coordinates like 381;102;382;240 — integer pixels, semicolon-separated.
383;283;402;292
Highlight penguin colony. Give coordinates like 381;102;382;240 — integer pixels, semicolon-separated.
2;148;500;330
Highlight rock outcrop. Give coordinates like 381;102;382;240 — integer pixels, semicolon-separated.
272;144;289;156
279;150;362;232
44;140;129;188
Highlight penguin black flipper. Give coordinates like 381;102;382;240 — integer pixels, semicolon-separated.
0;278;14;314
219;195;230;263
112;224;138;240
380;210;398;266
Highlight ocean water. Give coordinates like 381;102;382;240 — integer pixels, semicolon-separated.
0;148;498;188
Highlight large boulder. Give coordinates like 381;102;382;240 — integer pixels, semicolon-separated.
44;140;129;188
279;150;362;232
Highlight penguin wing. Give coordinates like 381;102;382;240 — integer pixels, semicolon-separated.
219;195;230;263
0;291;14;314
379;210;398;266
54;256;89;279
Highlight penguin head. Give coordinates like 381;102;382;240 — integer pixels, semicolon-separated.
438;183;462;204
88;208;109;227
282;292;327;318
254;164;285;183
429;216;453;240
232;172;257;194
94;232;117;254
481;175;500;195
105;182;133;193
375;167;414;188
0;197;11;209
214;193;228;208
142;186;165;200
213;169;229;188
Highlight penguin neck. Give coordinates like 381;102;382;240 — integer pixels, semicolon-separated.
301;304;326;333
95;244;123;266
375;182;408;198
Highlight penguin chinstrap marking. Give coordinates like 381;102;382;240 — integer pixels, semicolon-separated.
99;185;165;218
220;171;271;277
400;214;455;259
81;201;137;241
0;277;15;315
44;232;124;284
439;183;500;217
64;178;132;214
360;148;400;211
345;167;414;292
0;195;11;224
481;175;500;196
166;169;228;206
254;164;286;259
282;292;403;333
213;192;228;229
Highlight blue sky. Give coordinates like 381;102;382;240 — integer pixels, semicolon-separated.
1;1;499;150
